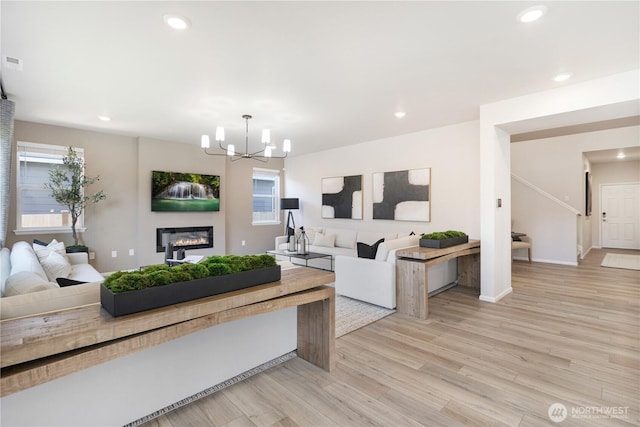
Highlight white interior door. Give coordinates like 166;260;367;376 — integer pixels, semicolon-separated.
601;183;640;249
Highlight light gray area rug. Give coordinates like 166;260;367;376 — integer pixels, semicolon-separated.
601;253;640;270
335;294;395;337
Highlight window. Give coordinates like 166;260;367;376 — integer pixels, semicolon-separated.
252;168;280;225
15;142;85;234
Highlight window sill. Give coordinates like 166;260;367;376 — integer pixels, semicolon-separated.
14;227;87;236
252;221;281;227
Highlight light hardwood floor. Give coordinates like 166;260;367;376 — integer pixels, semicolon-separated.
143;249;639;427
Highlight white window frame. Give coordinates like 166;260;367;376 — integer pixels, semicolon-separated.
14;141;87;235
252;167;281;226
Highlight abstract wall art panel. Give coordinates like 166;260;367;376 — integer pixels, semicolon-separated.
321;175;363;219
372;168;430;221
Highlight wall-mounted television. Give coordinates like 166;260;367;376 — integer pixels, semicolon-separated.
152;170;220;212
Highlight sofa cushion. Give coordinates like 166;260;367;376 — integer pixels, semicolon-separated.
70;263;105;283
0;281;100;320
40;251;73;282
357;238;384;259
5;271;59;296
375;235;420;262
314;233;336;248
10;241;48;282
325;228;357;249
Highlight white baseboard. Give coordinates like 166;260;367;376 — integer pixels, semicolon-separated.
479;287;512;303
513;256;578;266
532;258;578;266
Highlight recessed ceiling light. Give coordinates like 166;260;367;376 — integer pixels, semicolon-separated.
617;152;626;159
552;73;572;82
97;115;111;122
517;5;548;23
163;14;190;30
394;112;406;118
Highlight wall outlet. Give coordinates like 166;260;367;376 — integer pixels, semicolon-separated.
111;250;117;258
89;252;96;260
129;249;135;256
242;240;246;246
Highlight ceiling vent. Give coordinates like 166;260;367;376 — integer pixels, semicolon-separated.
2;55;23;71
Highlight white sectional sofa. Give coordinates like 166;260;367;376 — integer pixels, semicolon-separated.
274;226;458;309
274;227;405;270
0;240;104;320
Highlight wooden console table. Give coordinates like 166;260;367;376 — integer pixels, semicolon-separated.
0;267;336;397
396;240;480;319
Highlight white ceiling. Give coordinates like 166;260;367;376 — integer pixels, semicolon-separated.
1;1;639;157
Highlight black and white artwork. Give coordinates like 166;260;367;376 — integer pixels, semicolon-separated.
322;175;363;219
372;168;430;221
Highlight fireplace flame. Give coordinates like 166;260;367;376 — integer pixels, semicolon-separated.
174;237;208;246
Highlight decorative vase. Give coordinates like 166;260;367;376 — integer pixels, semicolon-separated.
287;235;296;252
297;227;309;255
164;242;174;263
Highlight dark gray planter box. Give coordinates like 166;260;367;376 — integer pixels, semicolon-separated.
419;235;469;249
100;265;281;317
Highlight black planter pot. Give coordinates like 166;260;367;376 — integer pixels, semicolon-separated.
66;245;89;253
100;265;281;317
419;235;469;249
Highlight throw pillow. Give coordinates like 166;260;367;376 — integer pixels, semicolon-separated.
304;227;324;245
357;238;385;259
41;251;72;282
56;277;88;287
314;233;336;248
33;238;50;247
33;239;68;263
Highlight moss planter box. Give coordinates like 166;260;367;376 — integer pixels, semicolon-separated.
420;235;469;249
100;265;281;317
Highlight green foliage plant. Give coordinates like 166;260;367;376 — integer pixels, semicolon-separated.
103;254;277;293
44;146;107;246
420;230;467;240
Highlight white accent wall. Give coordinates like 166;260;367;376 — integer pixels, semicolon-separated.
283;120;481;239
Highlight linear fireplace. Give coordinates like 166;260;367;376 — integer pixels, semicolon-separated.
156;226;214;252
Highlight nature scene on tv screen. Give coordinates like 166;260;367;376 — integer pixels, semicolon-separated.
152;170;220;212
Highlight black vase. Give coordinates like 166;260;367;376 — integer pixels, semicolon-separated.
164;242;174;262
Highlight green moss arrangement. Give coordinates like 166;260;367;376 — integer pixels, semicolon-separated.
104;254;277;294
421;230;467;240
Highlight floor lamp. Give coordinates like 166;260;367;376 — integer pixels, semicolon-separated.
280;198;299;250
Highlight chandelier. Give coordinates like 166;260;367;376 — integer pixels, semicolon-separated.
201;114;291;162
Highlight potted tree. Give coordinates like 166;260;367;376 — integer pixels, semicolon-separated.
44;146;107;252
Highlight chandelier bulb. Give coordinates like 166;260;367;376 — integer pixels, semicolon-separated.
227;144;235;156
215;126;225;142
261;129;271;144
201;135;210;148
283;139;291;153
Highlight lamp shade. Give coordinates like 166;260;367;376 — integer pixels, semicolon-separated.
280;198;299;210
